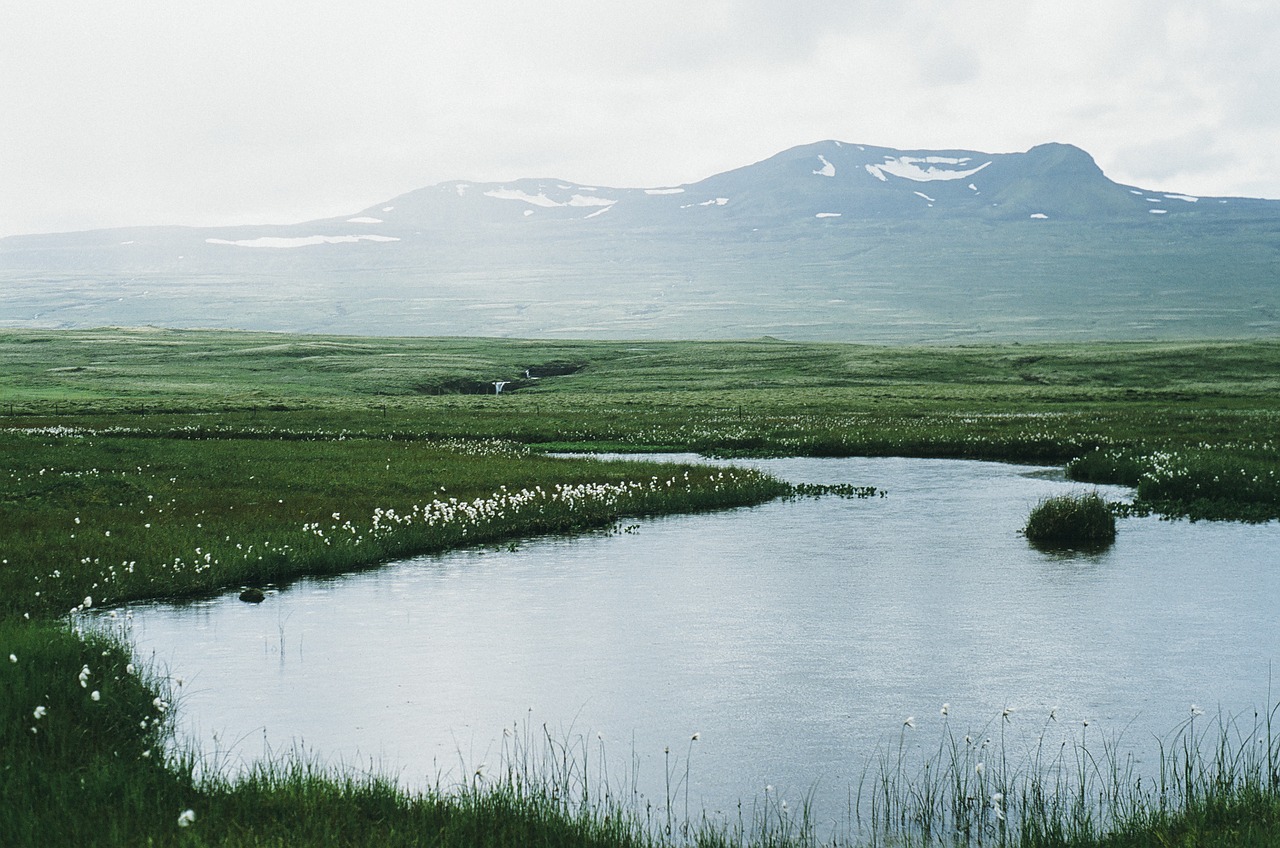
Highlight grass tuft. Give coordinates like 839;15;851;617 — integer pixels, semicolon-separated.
1023;492;1117;551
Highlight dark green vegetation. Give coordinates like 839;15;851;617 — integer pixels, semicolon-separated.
1023;493;1117;551
3;328;1279;846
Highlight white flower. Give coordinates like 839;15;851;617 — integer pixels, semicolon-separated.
177;809;196;827
91;690;101;701
1001;706;1014;720
83;596;93;608
975;762;985;776
126;663;135;675
33;705;47;720
940;703;949;717
691;732;700;741
903;716;915;728
1190;704;1205;717
8;653;15;663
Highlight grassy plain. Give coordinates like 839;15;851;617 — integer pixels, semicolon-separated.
3;328;1279;847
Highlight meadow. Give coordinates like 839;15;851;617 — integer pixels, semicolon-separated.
3;328;1279;846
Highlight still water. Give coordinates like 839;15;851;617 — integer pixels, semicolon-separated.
108;457;1280;826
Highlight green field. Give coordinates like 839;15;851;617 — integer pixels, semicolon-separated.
3;328;1279;846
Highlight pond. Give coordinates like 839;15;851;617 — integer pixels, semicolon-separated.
101;456;1280;830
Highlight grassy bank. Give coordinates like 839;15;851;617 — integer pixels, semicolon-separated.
0;431;790;618
3;329;1278;845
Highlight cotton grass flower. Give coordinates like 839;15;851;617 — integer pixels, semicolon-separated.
91;690;101;701
8;653;15;663
990;792;1005;821
903;716;915;728
33;705;47;720
940;703;949;717
1190;703;1205;717
177;809;196;827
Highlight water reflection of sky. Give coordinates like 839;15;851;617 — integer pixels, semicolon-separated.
103;457;1280;829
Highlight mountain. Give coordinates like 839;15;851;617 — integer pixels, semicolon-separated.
2;141;1278;342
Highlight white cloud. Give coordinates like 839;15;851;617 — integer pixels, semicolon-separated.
0;0;1277;236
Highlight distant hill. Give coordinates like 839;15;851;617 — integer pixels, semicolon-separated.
2;141;1278;342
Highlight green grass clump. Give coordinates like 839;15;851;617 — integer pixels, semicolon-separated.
1023;492;1117;550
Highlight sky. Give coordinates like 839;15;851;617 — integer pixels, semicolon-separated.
3;0;1279;237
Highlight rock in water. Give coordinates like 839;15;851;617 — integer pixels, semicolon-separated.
238;588;266;604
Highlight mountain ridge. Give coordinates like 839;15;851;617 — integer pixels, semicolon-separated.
1;140;1277;343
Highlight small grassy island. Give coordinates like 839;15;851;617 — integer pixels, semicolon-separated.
3;330;1279;846
1023;493;1118;551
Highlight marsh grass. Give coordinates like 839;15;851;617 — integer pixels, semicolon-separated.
5;330;1280;844
1023;494;1117;551
0;432;789;617
856;704;1280;848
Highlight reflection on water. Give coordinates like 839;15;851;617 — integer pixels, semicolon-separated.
104;457;1280;827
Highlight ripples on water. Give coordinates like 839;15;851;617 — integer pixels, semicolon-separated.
102;456;1280;827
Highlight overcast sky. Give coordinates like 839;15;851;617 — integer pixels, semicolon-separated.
2;1;1278;237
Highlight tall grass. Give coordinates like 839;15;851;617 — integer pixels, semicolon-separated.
857;703;1280;848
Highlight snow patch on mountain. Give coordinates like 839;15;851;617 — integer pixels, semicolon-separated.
1165;194;1199;203
813;155;836;177
913;191;936;202
698;198;729;206
1150;209;1168;214
207;235;400;249
815;212;841;218
484;188;615;208
866;156;992;182
1030;213;1049;219
645;188;685;195
347;217;382;224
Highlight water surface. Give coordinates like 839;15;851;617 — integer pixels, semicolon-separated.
109;457;1280;825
